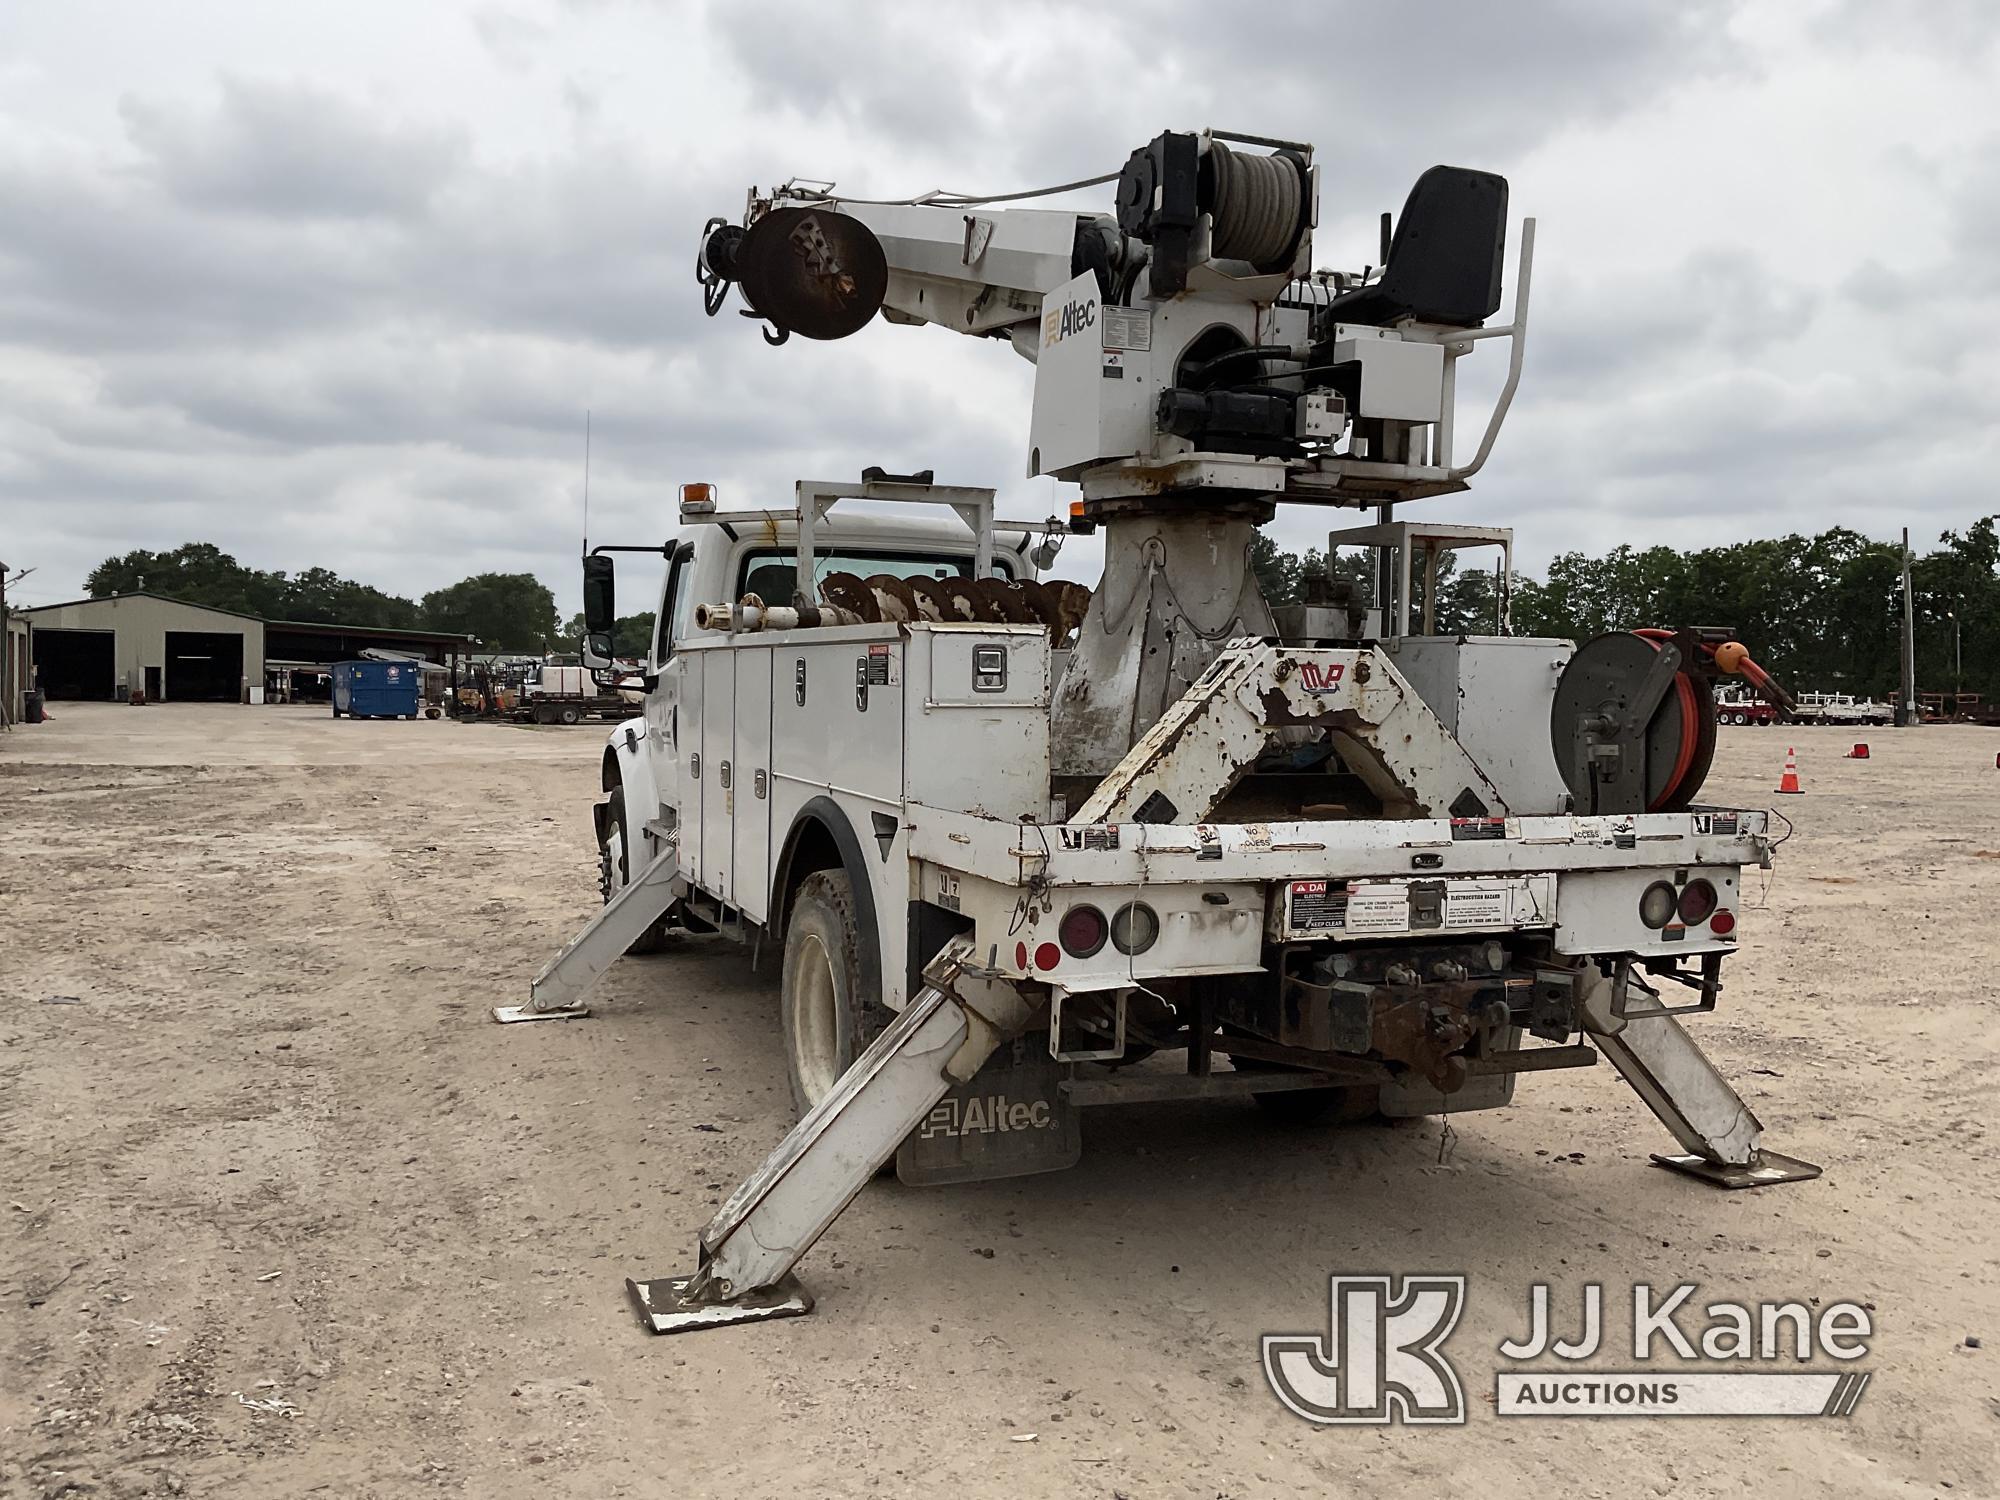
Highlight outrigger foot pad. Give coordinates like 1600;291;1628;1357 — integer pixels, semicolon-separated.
1649;1150;1822;1189
491;1002;591;1023
626;1273;813;1334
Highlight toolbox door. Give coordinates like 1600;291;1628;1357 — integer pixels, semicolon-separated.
732;647;774;924
698;650;735;902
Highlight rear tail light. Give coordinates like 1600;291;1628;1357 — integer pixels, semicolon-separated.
1677;878;1718;926
1110;901;1159;955
1058;904;1107;958
1710;908;1737;936
1639;881;1678;929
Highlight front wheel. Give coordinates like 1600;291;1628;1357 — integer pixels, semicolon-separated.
599;783;668;955
780;869;889;1119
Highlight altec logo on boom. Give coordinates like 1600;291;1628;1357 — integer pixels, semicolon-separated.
1043;293;1097;348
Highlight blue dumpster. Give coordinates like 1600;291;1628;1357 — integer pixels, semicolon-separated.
332;660;421;719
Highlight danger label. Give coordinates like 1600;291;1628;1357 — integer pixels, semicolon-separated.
1288;879;1348;933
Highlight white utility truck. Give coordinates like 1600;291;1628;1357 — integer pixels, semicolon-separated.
501;129;1814;1334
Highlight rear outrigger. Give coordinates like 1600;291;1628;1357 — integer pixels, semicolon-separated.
502;128;1817;1334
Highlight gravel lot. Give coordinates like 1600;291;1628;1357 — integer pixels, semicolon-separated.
3;703;1994;1498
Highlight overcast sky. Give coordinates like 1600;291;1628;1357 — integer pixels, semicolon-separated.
4;0;1998;614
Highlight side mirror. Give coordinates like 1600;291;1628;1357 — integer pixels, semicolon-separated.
582;554;616;669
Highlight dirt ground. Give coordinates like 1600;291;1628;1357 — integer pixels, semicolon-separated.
2;703;1995;1499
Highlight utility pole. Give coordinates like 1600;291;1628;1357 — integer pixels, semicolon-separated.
1898;527;1918;727
1950;608;1961;704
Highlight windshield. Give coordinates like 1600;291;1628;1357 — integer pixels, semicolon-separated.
736;547;1013;604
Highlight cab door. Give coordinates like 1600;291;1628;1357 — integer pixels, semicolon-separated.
644;542;692;826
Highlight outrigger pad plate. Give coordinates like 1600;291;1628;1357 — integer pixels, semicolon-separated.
626;1273;813;1334
491;1002;590;1023
1650;1150;1822;1189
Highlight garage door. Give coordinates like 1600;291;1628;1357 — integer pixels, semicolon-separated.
32;628;115;700
165;631;244;702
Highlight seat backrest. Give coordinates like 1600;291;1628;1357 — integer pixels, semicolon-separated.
1329;167;1508;328
741;561;798;605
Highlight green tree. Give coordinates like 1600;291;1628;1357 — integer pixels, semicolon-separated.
421;573;562;651
276;567;422;627
86;542;285;616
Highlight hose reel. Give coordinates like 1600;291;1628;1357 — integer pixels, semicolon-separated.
1552;631;1717;815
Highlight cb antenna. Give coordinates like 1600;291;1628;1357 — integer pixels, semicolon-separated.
582;409;592;553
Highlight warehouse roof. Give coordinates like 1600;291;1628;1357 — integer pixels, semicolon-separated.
18;590;264;622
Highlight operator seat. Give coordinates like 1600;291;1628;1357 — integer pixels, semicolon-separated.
1320;166;1509;329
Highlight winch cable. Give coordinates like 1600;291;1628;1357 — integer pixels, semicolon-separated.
1207;141;1304;269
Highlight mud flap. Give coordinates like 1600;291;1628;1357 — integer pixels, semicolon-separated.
895;1038;1080;1185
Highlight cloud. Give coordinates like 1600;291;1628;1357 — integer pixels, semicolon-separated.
1;0;1996;620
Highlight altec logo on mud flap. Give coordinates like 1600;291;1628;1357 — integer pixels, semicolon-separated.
919;1095;1055;1139
1043;293;1097;348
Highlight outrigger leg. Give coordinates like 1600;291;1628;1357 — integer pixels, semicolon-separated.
627;937;1036;1333
1583;967;1820;1188
493;844;687;1023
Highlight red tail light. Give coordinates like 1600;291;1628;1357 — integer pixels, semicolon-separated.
1677;879;1718;926
1058;905;1107;958
1710;909;1737;936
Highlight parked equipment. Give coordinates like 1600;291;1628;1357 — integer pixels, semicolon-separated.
508;128;1819;1337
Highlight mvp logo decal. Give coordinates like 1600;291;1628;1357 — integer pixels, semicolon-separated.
1298;661;1346;693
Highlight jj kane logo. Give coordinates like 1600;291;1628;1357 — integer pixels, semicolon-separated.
1263;1275;1467;1425
1264;1277;1874;1424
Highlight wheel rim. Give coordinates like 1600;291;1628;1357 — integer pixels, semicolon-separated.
790;933;842;1103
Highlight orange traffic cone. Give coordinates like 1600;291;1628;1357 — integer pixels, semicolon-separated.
1847;742;1869;759
1776;747;1804;794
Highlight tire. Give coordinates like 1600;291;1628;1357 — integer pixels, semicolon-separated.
532;704;556;725
600;784;668;955
559;704;583;726
780;869;889;1119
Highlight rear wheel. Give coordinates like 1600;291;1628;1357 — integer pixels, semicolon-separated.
559;704;583;725
600;783;668;955
780;869;888;1118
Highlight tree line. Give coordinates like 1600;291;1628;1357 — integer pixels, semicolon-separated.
86;520;2000;697
85;542;564;652
1257;518;1997;702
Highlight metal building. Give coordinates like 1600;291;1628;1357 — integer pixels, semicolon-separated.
19;592;267;703
3;611;27;724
